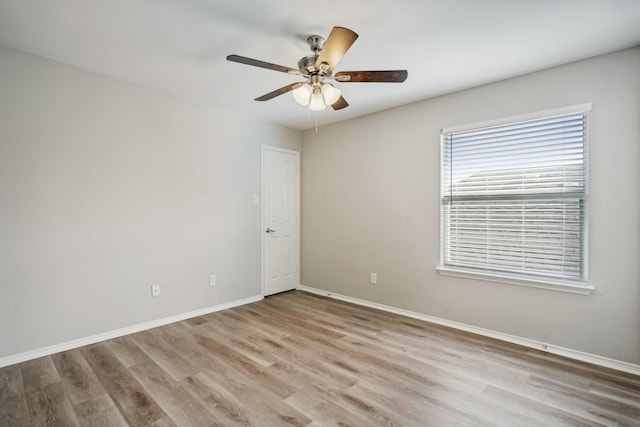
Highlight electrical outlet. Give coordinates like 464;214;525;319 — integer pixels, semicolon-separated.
151;283;160;297
370;273;377;285
209;274;217;287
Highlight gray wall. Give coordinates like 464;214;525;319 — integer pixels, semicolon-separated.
0;46;300;359
301;47;640;364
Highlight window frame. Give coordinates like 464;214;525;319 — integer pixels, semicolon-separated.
437;104;593;295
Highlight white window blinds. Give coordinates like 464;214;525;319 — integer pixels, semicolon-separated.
441;109;588;283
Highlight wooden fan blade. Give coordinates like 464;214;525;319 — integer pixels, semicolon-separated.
254;83;302;101
331;96;349;110
334;70;408;83
315;27;358;72
227;54;300;75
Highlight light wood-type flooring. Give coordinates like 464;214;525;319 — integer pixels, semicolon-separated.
1;290;639;426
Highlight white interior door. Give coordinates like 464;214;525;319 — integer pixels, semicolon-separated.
262;146;300;296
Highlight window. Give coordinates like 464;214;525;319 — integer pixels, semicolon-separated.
438;105;592;294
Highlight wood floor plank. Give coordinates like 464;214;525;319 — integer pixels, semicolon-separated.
129;359;219;426
81;343;167;426
20;356;60;391
192;315;278;367
180;371;254;426
145;322;234;377
51;349;106;405
589;381;640;409
282;365;419;426
342;324;531;392
72;393;129;427
24;381;80;426
190;367;312;427
194;330;298;400
247;302;347;341
130;330;199;381
215;309;291;342
322;331;528;426
286;397;374;427
0;365;30;427
246;333;359;389
266;356;381;426
524;374;640;425
106;336;151;368
150;416;179;427
1;290;639;426
483;385;609;427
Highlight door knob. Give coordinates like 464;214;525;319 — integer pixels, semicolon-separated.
265;228;276;233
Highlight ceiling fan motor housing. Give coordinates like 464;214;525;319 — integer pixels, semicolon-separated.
297;55;318;74
307;35;325;53
298;35;334;76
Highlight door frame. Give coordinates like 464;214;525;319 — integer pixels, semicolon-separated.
261;145;301;296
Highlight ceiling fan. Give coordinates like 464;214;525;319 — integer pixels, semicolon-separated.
226;26;408;111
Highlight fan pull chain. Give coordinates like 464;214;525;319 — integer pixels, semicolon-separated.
304;106;319;133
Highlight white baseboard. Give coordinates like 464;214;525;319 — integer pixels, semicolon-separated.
0;295;263;369
298;285;640;376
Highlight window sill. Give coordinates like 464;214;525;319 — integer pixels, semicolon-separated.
436;266;594;295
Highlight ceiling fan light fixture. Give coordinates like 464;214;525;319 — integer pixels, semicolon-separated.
321;83;341;106
292;83;312;106
308;87;327;111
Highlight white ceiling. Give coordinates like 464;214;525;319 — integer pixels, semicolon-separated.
1;1;639;131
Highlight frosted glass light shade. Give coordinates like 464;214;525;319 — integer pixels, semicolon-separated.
309;89;327;111
292;83;312;106
321;84;341;105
